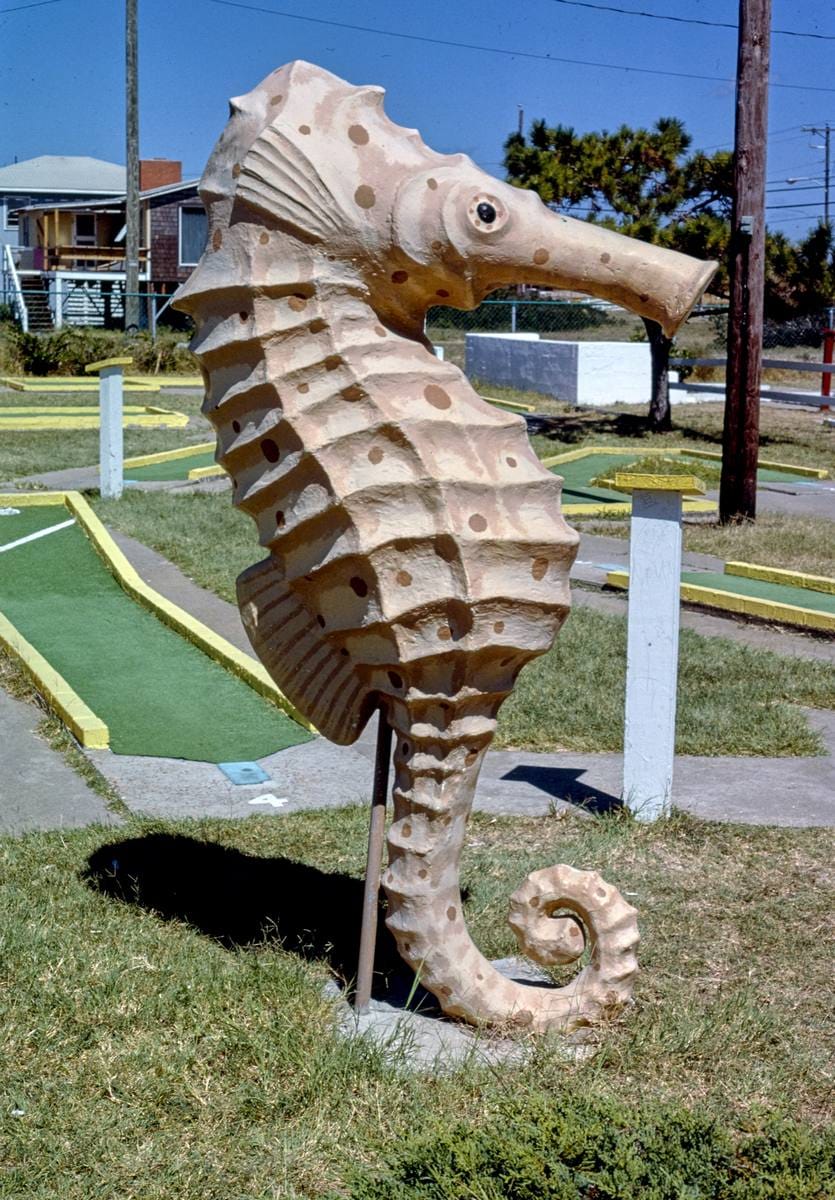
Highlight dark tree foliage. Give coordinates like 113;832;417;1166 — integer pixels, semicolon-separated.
504;116;834;426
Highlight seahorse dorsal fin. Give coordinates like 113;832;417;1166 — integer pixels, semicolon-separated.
236;122;349;244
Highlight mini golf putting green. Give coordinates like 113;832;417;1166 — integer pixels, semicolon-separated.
0;504;312;762
546;447;823;510
680;570;835;616
125;448;217;482
548;452;635;506
607;562;835;632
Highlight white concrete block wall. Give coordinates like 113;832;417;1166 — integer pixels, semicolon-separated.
575;342;651;406
465;334;676;408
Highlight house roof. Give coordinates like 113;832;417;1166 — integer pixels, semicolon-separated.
15;178;200;215
0;155;126;194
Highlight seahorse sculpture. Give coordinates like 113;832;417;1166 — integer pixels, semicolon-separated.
175;61;716;1033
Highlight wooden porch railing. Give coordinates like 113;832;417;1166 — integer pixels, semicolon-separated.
45;246;150;271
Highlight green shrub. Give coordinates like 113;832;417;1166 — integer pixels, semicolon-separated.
343;1091;835;1199
6;326;196;376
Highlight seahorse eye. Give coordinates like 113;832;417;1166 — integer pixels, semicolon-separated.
477;202;497;224
466;192;509;234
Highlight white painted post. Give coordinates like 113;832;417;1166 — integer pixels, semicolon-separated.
99;366;124;499
84;356;133;500
617;472;705;821
54;275;63;328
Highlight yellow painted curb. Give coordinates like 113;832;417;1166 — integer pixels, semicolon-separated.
85;356;134;373
563;502;633;517
685;448;829;479
0;405;187;430
0;611;109;749
561;498;715;518
480;394;537;413
612;472;706;495
126;375;204;389
63;492;317;734
725;560;835;596
187;463;225;480
123;441;215;469
0;490;76;506
1;377;158;393
606;569;835;633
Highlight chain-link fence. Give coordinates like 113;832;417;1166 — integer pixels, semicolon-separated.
3;274;832;399
428;298;835;380
0;284;188;338
426;299;729;371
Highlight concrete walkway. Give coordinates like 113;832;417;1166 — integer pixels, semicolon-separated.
0;688;120;834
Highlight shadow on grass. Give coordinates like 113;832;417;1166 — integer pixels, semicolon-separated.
501;765;622;816
83;831;427;1005
527;410;726;446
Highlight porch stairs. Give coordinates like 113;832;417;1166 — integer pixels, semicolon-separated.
22;279;54;332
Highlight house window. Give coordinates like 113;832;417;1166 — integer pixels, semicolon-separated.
4;196;30;229
74;214;96;245
179;206;207;266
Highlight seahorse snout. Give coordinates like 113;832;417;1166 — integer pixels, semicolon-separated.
394;167;716;336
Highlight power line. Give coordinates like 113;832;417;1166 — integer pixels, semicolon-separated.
199;0;835;93
765;201;826;210
766;184;825;193
0;0;69;12
546;0;835;41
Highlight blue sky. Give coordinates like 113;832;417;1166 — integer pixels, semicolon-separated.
1;0;833;237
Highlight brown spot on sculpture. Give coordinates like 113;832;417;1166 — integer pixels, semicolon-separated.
174;60;716;1034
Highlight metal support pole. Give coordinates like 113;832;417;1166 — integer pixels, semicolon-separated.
355;705;393;1011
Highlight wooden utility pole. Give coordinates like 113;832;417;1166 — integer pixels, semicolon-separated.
125;0;140;333
719;0;771;524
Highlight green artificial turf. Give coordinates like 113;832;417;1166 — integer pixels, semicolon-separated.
683;570;835;615
550;451;817;508
0;504;311;761
548;453;629;504
125;450;216;482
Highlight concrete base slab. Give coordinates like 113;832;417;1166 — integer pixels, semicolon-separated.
324;957;587;1072
0;689;120;835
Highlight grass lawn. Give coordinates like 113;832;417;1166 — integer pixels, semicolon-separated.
1;807;832;1198
93;491;835;758
582;510;835;579
0;387;210;483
